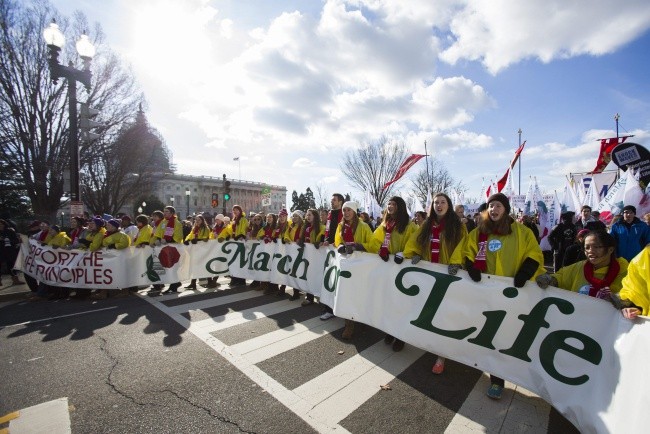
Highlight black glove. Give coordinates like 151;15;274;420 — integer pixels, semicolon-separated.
609;293;634;310
337;245;347;254
514;257;539;288
378;246;389;262
411;254;421;265
465;258;482;282
297;239;305;248
107;244;116;249
281;239;287;244
203;238;209;242
79;238;91;247
191;238;198;244
313;241;320;249
226;236;231;241
394;252;404;264
354;243;365;252
235;234;246;241
183;240;190;246
273;238;278;243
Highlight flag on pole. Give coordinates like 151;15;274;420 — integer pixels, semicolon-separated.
583;178;600;210
382;154;426;190
494;141;527;193
591;136;630;173
233;157;240;161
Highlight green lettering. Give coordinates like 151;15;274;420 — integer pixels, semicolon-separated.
469;288;519;349
290;246;309;280
395;267;474;340
500;297;574;362
539;330;602;385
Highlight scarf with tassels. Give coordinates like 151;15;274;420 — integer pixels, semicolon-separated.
583;256;620;297
429;219;444;263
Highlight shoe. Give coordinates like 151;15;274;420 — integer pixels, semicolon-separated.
432;358;445;374
392;339;405;352
147;290;161;297
384;334;394;344
184;283;197;290
249;280;260;288
301;299;314;306
162;283;180;294
486;384;503;400
342;320;355;340
289;292;300;301
320;312;335;320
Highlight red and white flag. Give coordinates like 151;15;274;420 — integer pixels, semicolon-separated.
495;141;526;193
591;136;630;173
382;154;426;190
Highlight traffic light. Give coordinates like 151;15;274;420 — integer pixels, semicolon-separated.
223;174;231;201
79;102;101;143
211;193;218;208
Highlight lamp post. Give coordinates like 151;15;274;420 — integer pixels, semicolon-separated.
185;189;191;217
170;197;175;207
43;20;96;205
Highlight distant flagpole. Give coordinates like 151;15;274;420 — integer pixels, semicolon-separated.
233;157;241;180
424;140;432;186
517;128;522;195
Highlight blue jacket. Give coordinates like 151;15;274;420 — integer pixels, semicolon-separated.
610;217;650;261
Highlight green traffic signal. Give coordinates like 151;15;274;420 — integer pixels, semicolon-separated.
224;193;231;201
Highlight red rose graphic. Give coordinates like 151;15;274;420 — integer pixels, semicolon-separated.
158;246;181;268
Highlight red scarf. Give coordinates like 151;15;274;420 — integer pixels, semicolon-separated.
274;223;285;239
342;221;355;243
474;232;489;271
380;220;395;257
583;257;620;297
304;224;313;243
429;219;445;263
213;224;223;236
70;228;82;243
325;209;343;238
39;230;48;242
293;223;302;241
163;216;176;242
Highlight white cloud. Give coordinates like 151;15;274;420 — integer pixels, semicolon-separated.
439;0;650;74
292;158;316;168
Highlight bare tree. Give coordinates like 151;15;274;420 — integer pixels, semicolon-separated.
0;1;142;220
82;108;173;215
411;158;467;208
341;137;408;208
313;182;329;209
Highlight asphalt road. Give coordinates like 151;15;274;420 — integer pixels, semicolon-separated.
0;280;580;433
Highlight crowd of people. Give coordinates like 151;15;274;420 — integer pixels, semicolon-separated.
3;191;650;401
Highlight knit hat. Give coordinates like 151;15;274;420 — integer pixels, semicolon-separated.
121;215;131;221
623;205;637;214
214;213;225;221
577;229;590;239
342;201;359;213
92;217;105;227
28;220;41;229
292;210;304;219
223;216;231;224
279;208;288;217
486;193;511;215
107;219;121;229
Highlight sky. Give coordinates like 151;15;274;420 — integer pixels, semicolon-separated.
50;0;650;207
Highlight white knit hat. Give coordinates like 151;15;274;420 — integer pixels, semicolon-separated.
342;201;358;213
292;210;304;219
215;213;225;221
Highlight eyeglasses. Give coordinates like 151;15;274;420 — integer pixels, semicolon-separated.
584;245;605;251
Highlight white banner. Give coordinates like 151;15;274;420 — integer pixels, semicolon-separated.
16;239;650;432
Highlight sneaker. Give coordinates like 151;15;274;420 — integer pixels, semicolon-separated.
384;334;394;344
432;358;445;374
392;339;405;352
301;299;314;306
486;384;503;400
320;312;335;320
289;293;300;301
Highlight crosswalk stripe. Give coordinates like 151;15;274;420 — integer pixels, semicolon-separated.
231;316;346;364
167;290;260;314
444;374;550;433
306;344;426;425
189;298;300;333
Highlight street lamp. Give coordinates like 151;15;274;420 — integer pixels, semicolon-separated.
170;197;175;207
185;188;191;217
138;206;143;214
43;20;96;205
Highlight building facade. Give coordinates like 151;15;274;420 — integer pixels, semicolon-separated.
151;174;287;218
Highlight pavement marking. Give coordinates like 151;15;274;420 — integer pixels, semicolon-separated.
0;306;118;329
444;374;550;434
230;316;345;364
189;298;300;333
8;397;71;434
306;344;426;425
140;290;554;434
166;290;260;314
